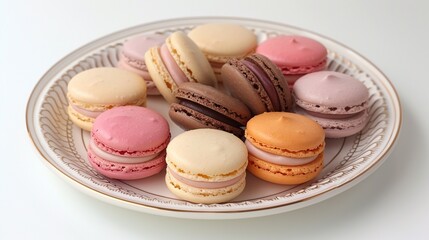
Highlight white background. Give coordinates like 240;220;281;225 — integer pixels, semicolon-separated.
1;0;428;239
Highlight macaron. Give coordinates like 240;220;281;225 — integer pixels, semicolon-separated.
188;23;257;80
67;67;146;131
88;106;170;180
145;31;217;103
221;53;293;115
169;82;251;137
245;112;325;185
117;34;166;95
256;35;327;87
293;71;370;138
165;129;247;204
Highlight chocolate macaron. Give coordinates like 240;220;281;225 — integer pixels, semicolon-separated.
169;82;251;137
221;53;293;115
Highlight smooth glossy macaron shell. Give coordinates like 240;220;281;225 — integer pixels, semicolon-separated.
145;31;216;103
89;106;170;180
67;67;147;131
165;129;248;203
293;71;369;114
169;82;251;137
188;23;257;77
91;106;170;156
256;35;327;75
245;112;325;158
118;34;166;90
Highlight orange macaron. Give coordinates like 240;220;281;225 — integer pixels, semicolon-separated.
245;112;325;185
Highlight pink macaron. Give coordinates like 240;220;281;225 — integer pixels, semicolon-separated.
256;35;327;87
293;71;370;138
117;34;166;95
88;106;171;180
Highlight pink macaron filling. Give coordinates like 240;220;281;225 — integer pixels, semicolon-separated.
242;59;281;111
120;53;148;71
306;110;360;119
71;104;103;119
167;167;244;189
159;44;189;85
89;139;161;164
245;140;316;166
117;58;152;79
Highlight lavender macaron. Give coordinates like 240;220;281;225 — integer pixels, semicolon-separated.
117;34;166;95
293;71;370;138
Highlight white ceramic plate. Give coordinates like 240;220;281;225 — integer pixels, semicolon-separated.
26;17;401;219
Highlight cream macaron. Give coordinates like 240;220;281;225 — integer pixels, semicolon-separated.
67;67;146;131
165;129;248;204
145;31;216;103
188;23;257;81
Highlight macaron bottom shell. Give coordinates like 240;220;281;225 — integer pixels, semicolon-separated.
165;170;246;204
68;105;94;131
247;152;324;185
295;107;369;138
88;148;167;180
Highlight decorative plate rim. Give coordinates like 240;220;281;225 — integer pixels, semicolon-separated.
26;16;402;219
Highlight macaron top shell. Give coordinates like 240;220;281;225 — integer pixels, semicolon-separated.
92;106;170;156
188;23;257;60
166;129;248;181
122;34;166;61
68;67;146;105
245;112;325;157
256;35;327;69
293;71;369;112
166;31;216;87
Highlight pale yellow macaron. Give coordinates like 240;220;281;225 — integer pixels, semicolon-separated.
165;129;247;204
67;67;146;131
145;31;216;103
188;23;257;79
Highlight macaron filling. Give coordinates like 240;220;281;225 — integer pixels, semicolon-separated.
71;104;103;119
306;109;360;119
89;139;161;164
178;99;242;128
159;44;188;85
281;58;326;75
245;140;316;166
167;167;244;189
242;59;280;110
121;53;147;71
